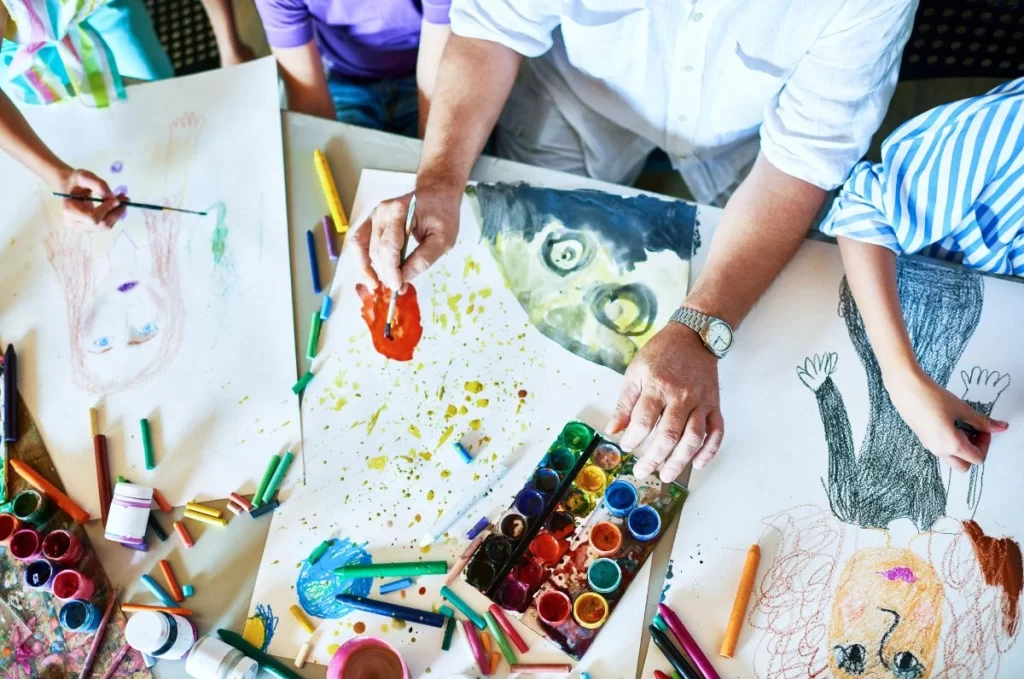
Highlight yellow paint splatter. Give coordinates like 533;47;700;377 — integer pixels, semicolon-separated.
465;381;484;394
479;288;492;298
439;313;448;330
420;544;432;554
467;304;475;315
476;399;490;407
469;419;482;431
444;405;458;420
419;451;433;461
327;644;340;655
333;397;347;411
447;294;462;313
367;456;388;471
440;469;452;479
458;406;468;415
427;490;435;500
238;395;249;405
416;362;424;371
437;424;455;447
464;256;480;277
408;424;421;439
367;404;387;434
414;514;422;523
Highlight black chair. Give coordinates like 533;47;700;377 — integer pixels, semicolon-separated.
144;0;221;76
900;0;1023;81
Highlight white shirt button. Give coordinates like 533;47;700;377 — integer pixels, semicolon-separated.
692;12;704;22
684;65;694;72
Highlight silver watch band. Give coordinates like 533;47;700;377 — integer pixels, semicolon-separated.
669;307;710;334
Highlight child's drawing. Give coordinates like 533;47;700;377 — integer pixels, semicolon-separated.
243;604;279;653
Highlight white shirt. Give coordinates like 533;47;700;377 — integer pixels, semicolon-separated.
451;0;919;204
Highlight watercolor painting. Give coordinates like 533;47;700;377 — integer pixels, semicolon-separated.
643;240;1024;678
0;58;299;514
248;170;700;676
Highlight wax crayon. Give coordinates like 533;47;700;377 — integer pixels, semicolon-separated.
334;594;445;628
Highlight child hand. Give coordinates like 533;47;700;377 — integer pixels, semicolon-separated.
888;369;1009;473
58;168;127;230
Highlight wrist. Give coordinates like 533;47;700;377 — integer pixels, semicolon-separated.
44;161;74;189
882;360;929;396
416;167;464;200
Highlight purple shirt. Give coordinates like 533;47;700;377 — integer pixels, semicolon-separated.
255;0;451;79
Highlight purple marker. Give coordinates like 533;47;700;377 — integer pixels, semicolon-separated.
323;215;338;261
466;516;489;540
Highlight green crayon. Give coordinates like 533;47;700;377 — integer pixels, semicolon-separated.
292;370;315;395
260;451;294;505
307;312;322;361
334;561;448;579
140;418;155;470
252;454;281;509
308;539;334;565
485;610;518;665
439;585;485;630
441;616;456;651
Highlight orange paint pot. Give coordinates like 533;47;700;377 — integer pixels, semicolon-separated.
529;532;563;565
589;522;623;557
573;592;609;630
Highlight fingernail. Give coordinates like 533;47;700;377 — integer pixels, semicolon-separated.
997;420;1010;429
692;459;705;470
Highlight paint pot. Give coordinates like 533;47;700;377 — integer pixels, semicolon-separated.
59;600;101;633
604;480;638;518
587;558;622;595
546;446;576;473
536;590;572;627
592;442;623;471
326;636;409;679
499;513;528;541
627;505;662;542
515;559;546;588
532;468;560;494
466;559;497;589
546;511;575;540
105;482;154;546
576;465;607;494
9;528;42;561
52;570;95;601
589;522;623;557
42;529;85;565
11;490;52;528
25;559;59;591
497;578;530;611
514;488;546;518
559;422;593;451
529;532;562;565
125;611;198;660
563;488;593;517
573;592;609;629
0;513;22;548
185;635;258;679
482;535;513;564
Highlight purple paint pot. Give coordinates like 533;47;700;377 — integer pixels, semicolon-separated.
515;488;546;518
497;578;530;611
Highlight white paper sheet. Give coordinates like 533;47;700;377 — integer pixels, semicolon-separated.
0;58;300;515
248;169;703;677
641;240;1024;678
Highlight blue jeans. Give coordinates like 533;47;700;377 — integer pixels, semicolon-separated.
327;73;418;138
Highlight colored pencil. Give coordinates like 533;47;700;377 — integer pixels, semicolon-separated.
252;454;281;508
262;451;294;505
218;629;303;679
650;625;701;679
140;418;155;470
173;520;194;549
720;544;761;658
3;344;16;442
323;215;338;260
159;559;184;602
334;594;445;628
289;604;316;635
488;604;529;653
384;194;415;340
120;603;193;616
313;149;348;234
334;561;448;579
659;602;720;679
184;509;228;527
463;620;491;676
307;311;322;361
184;502;222;518
53;192;208;216
440;585;486;630
306;229;322;295
152;488;172;512
77;587;119;679
98;643;131;679
9;459;89;524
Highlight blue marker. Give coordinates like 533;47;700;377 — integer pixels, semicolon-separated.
379;578;414;594
306;229;322;295
452;442;473;464
320;295;333;320
140;573;176;607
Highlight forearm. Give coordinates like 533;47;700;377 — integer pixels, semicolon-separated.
272;43;336;120
0;90;71;186
200;0;241;51
416;21;453;138
417;35;521;193
685;153;827;327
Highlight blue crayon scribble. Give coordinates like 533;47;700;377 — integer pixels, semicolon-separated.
296;538;373;619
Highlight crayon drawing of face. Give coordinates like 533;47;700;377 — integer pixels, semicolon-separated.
472;184;695;374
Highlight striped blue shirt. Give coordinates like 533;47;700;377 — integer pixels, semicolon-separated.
820;77;1024;276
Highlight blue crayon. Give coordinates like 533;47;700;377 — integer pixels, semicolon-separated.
249;499;279;519
452;442;473;464
335;594;446;628
379;578;414;594
306;230;322;294
320;295;333;320
182;584;195;598
140;573;176;607
466;516;489;540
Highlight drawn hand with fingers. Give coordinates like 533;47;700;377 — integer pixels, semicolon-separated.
796;352;839;392
961;367;1011;405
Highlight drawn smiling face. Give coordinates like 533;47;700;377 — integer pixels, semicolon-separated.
829;547;944;679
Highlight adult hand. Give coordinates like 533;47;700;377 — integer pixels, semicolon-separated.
888;369;1008;473
607;322;724;482
220;40;255;68
353;182;462;291
58;168;126;231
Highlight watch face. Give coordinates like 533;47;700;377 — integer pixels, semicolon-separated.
706;320;733;353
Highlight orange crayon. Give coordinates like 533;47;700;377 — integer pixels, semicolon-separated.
10;460;89;524
720;544;761;658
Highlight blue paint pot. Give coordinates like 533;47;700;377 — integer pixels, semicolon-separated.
627;505;662;542
587;558;622;594
604;480;638;518
515;488;547;518
25;558;59;591
59;600;101;632
532;468;560;494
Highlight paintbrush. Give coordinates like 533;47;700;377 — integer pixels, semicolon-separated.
384;194;416;340
53;192;208;216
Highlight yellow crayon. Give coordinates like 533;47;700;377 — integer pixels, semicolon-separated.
290;604;316;635
313;149;348;234
183;509;228;527
185;502;222;518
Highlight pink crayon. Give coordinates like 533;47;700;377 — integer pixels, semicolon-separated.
658;602;720;679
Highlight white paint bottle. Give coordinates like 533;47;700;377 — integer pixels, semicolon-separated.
105;482;153;546
125;611;197;660
185;636;258;679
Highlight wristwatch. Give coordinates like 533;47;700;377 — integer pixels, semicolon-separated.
669;307;734;358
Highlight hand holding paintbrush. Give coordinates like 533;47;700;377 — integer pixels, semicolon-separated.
384;194;417;340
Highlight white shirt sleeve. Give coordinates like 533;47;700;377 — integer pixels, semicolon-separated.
449;0;563;57
759;0;918;190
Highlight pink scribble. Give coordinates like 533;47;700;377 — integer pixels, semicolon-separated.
878;566;918;583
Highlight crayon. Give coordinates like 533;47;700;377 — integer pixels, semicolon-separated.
379;578;414;594
320;295;333;320
452;441;473;464
653;672;672;679
467;516;489;540
121;540;148;552
334;594;445;628
54;193;208;216
218;629;304;679
485;610;518;665
509;664;572;673
481;631;491;654
292;370;315;395
147;515;168;542
323;215;338;260
306;230;322;295
261;451;294;504
439;605;455;618
720;544;761;658
659;602;721;679
290;604;316;635
140;573;177;607
184;509;228;527
295;640;312;669
140;418;155;470
121;603;194;616
226;502;243;515
463;620;491;676
334;561;448;579
252;454;281;508
89;407;99;438
9;460;89;524
307;539;333;564
173;521;194;549
307;311;321;360
489;651;500;675
99;643;131;679
313;149;348;234
440;585;486;630
158;559;184;602
230;492;253;512
444;531;485;586
3;344;16;442
249;499;279;518
77;587;119;679
441;616;456;651
421;461;510;546
182;584;194;598
650;625;701;679
488;604;529;653
185;502;222;518
152;488;172;513
94;434;111;526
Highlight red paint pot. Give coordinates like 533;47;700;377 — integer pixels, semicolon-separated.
42;530;85;565
0;513;21;547
529;532;562;565
536;590;572;627
52;570;95;601
515;559;546;588
497;578;529;611
10;528;42;561
589;522;623;557
546;511;575;540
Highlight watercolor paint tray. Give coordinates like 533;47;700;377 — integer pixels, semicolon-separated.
461;421;687;660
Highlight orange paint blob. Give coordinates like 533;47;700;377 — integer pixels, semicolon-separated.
353;622;366;634
964;520;1023;636
357;283;423;361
